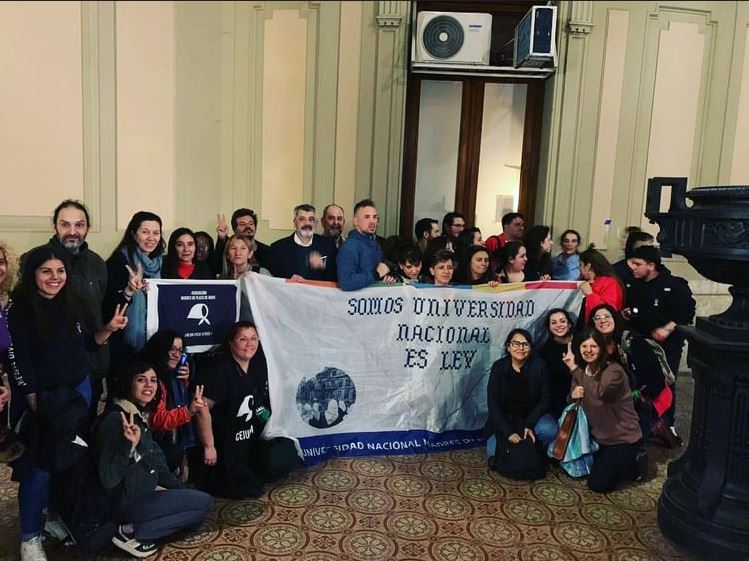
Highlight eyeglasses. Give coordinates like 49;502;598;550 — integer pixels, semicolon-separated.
593;315;612;321
168;346;184;355
509;341;530;349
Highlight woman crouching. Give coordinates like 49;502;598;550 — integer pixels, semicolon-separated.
95;360;212;558
485;329;558;478
562;328;646;492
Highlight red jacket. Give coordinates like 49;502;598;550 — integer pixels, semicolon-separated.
150;380;192;433
584;275;624;323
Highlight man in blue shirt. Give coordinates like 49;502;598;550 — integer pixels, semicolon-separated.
337;199;396;291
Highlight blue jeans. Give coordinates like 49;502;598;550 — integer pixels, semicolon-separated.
118;489;213;541
19;377;91;541
486;413;559;456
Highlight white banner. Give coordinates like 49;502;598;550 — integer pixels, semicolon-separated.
244;275;582;465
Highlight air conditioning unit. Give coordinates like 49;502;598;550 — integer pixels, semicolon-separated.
513;6;557;68
413;11;492;65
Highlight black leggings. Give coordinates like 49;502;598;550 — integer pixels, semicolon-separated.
588;442;638;493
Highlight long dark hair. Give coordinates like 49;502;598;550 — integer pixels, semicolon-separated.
110;211;165;264
12;245;78;340
574;327;610;375
457;246;492;284
579;247;617;279
498;241;525;274
545;308;575;338
586;302;624;354
525;225;551;260
139;329;184;384
113;359;162;413
163;228;197;278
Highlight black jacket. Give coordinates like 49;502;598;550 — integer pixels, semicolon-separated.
269;234;338;281
484;355;551;439
95;400;179;511
12;386;90;481
625;269;695;351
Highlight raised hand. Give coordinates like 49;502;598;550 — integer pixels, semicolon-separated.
562;341;577;371
578;280;593;295
121;411;141;448
189;385;206;415
106;303;129;332
308;251;326;270
216;213;229;240
125;262;145;294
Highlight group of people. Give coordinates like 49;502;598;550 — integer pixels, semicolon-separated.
0;197;695;560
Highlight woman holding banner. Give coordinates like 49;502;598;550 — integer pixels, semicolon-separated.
562;328;646;492
496;242;527;284
485;329;558;478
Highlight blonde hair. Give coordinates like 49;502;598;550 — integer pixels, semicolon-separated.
0;240;18;300
222;234;256;278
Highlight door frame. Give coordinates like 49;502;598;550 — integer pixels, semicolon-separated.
399;74;545;238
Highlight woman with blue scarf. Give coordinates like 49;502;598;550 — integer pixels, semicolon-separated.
104;211;165;385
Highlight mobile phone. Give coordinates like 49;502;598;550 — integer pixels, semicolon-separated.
177;353;189;368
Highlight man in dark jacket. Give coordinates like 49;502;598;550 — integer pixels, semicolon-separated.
50;200;108;417
337;199;397;291
269;204;338;282
624;245;695;433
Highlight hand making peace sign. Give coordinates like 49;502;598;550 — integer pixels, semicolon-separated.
189;385;206;415
106;303;129;332
216;214;229;240
120;411;141;448
125;262;146;294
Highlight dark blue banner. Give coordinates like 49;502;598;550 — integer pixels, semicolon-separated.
154;282;238;349
297;429;485;466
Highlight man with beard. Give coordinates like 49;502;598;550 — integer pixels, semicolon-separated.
321;204;346;249
338;199;397;291
214;208;270;273
49;200;109;417
268;204;338;282
485;212;525;256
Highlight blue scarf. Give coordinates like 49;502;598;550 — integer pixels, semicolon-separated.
121;247;162;351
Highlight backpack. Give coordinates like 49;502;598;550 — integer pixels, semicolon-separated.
491;438;547;480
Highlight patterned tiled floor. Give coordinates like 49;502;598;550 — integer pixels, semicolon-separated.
0;378;696;561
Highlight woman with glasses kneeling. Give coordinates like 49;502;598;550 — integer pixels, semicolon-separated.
485;329;558;477
562;328;646;492
95;361;212;558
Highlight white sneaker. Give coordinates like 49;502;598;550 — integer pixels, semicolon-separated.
20;536;47;561
111;525;157;558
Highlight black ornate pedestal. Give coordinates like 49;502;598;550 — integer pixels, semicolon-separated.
645;178;749;561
